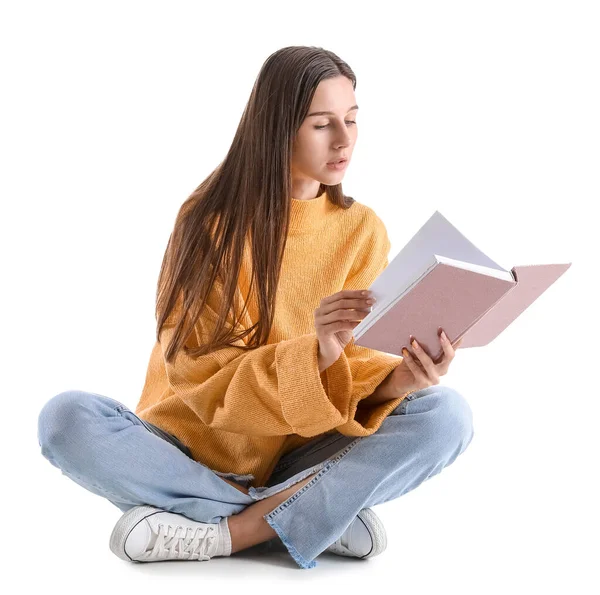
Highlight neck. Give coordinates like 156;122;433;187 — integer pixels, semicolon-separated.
288;189;334;234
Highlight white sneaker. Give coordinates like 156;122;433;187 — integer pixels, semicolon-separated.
325;508;387;559
109;505;231;562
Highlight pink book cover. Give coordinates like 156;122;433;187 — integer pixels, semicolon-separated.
352;211;572;363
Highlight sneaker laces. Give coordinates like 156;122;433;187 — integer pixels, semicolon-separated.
137;521;218;561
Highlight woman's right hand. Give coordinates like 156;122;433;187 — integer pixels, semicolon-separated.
314;289;375;373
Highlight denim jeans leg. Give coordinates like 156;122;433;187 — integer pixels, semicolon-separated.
37;386;474;570
37;391;255;523
252;385;475;569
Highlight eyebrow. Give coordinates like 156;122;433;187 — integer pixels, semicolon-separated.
307;105;359;117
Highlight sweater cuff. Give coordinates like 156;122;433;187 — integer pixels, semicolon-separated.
331;355;415;436
275;333;352;437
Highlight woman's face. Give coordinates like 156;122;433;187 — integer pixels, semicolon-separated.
291;76;358;196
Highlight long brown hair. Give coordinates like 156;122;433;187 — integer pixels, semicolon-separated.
157;46;357;364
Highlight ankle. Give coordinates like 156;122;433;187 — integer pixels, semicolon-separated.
227;471;320;554
227;514;252;554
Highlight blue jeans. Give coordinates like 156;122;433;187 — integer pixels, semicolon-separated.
37;385;474;569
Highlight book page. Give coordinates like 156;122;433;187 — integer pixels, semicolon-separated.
365;210;509;324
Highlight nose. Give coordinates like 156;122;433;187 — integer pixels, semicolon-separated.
335;135;351;149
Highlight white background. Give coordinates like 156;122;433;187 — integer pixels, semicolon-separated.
4;0;598;592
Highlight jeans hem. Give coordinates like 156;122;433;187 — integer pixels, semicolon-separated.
263;516;316;569
247;460;330;501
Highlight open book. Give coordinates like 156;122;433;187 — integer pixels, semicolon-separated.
352;211;572;363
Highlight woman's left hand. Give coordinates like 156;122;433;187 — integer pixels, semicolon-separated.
389;329;464;394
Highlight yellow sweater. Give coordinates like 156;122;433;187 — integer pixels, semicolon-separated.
135;190;414;488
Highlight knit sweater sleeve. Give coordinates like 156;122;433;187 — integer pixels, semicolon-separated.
325;211;416;436
160;285;363;438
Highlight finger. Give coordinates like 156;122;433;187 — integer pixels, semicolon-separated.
317;306;371;327
435;331;456;371
321;289;369;307
401;348;428;381
438;330;451;362
318;296;374;320
410;338;438;379
439;331;458;359
414;340;441;383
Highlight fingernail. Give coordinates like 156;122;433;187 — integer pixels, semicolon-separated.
411;339;419;349
441;330;447;341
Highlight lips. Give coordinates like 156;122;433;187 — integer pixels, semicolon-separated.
327;158;347;165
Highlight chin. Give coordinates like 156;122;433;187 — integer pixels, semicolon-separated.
324;167;347;175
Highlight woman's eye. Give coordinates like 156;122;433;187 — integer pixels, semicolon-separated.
314;121;357;130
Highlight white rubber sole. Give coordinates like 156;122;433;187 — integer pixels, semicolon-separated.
109;505;164;562
356;508;387;559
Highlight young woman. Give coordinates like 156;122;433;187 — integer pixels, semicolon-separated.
37;45;472;570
